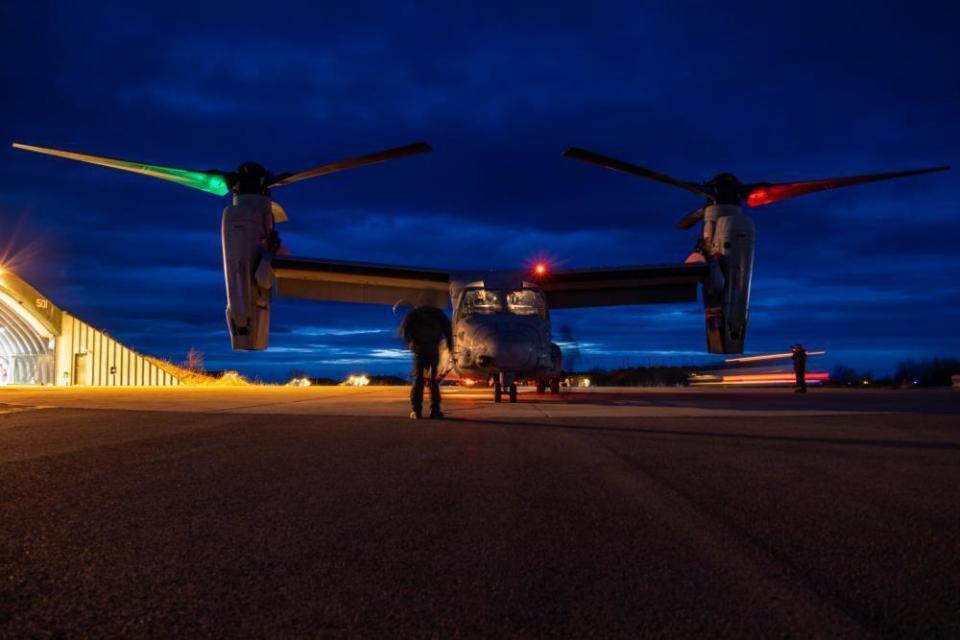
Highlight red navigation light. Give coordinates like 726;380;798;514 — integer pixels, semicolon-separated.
534;262;548;277
745;187;772;207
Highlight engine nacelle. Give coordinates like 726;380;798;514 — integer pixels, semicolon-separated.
702;204;755;354
221;194;275;350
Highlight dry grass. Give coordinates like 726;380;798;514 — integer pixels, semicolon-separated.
144;358;250;386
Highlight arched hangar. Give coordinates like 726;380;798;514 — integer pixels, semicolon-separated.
0;269;182;386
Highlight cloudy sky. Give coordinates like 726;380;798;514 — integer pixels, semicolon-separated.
0;1;956;380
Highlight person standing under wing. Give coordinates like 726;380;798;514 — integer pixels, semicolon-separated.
401;305;453;419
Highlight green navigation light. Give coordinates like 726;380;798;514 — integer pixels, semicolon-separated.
140;164;231;196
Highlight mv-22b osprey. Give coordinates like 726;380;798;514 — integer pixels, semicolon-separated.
13;142;948;402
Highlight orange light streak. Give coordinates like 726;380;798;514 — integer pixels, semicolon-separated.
725;350;825;364
690;372;829;386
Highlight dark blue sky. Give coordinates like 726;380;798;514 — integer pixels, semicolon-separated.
1;1;956;380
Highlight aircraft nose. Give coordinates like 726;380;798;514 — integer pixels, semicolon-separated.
490;333;538;370
468;323;540;371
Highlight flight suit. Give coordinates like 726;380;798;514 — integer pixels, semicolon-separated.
792;345;808;392
401;306;453;418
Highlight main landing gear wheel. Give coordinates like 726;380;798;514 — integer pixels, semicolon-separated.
535;380;546;394
494;382;503;403
509;383;518;403
550;378;560;394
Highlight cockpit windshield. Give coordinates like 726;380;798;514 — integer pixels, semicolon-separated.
460;288;545;317
460;289;502;315
506;289;545;316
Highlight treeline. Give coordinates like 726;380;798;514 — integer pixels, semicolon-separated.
579;357;960;388
830;358;960;388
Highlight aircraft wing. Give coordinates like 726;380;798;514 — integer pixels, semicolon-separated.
539;263;707;308
271;256;451;308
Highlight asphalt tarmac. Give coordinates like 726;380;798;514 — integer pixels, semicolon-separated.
1;387;958;638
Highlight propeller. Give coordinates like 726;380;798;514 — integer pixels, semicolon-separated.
558;324;581;373
12;141;433;221
741;166;950;207
563;146;949;229
11;143;231;195
563;147;710;199
675;207;706;231
268;142;431;188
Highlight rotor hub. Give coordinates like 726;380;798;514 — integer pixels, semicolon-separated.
231;162;274;195
706;173;743;205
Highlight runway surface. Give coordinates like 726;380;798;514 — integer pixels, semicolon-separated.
1;387;958;637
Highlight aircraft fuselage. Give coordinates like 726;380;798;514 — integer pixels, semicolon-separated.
447;274;562;395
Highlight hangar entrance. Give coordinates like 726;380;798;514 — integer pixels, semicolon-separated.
0;291;55;385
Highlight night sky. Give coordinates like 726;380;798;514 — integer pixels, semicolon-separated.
1;2;956;381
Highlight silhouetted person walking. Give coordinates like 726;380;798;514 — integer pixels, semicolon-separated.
792;344;808;393
401;305;453;419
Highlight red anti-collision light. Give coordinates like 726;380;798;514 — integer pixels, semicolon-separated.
533;263;548;276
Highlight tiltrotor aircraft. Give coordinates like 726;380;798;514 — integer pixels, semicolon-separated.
13;142;948;402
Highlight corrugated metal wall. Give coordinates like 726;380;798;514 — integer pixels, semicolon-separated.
0;271;185;387
64;315;181;386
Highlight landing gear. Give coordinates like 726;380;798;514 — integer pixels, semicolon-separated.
494;372;518;403
535;380;546;394
550;378;560;394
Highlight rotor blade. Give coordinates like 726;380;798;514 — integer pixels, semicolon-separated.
563;147;711;199
744;165;950;207
268;142;432;189
675;207;705;230
12;143;231;196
